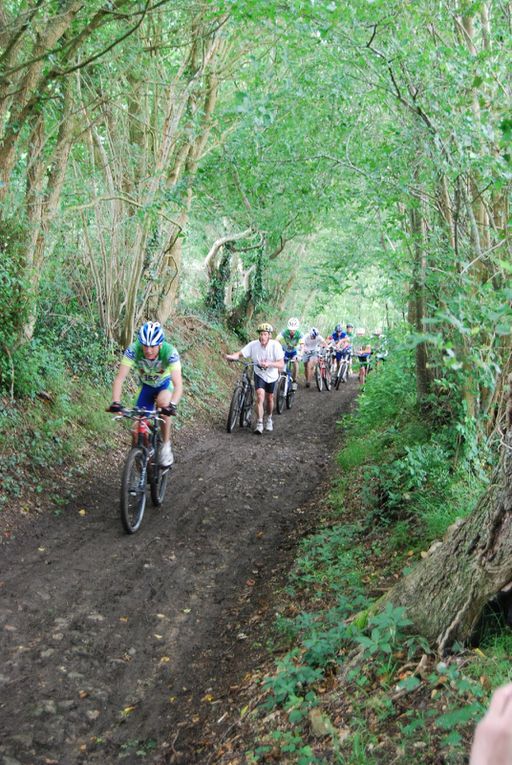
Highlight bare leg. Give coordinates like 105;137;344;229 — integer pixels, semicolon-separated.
255;388;265;421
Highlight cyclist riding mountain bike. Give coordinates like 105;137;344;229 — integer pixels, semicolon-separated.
302;327;326;388
276;317;304;391
108;321;182;466
225;322;284;435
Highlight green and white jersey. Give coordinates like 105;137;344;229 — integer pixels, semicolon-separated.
276;328;304;352
121;340;181;388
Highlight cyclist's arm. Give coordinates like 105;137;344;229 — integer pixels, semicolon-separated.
225;350;242;361
112;363;131;403
169;365;183;406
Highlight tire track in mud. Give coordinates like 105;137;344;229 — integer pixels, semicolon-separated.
0;379;357;765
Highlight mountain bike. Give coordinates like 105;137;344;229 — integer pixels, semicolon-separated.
226;360;255;432
276;358;296;413
315;349;332;392
335;352;352;389
113;408;171;534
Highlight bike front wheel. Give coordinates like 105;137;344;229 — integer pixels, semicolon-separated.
227;385;243;432
120;447;147;534
315;365;323;392
324;367;332;391
276;376;286;414
286;381;295;409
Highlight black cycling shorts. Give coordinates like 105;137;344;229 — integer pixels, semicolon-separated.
254;372;278;394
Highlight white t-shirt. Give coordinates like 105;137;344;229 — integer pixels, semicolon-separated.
241;339;284;384
303;333;325;352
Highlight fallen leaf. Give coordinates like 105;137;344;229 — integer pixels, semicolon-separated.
202;693;215;702
79;690;88;699
78;509;86;516
182;608;191;614
38;547;46;552
246;579;255;587
121;705;136;716
160;656;171;664
154;634;163;639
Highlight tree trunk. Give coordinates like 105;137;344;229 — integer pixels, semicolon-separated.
409;200;430;400
385;377;512;653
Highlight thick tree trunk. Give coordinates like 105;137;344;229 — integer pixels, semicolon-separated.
385;378;512;653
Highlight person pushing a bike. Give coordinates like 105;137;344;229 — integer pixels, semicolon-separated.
108;321;182;466
225;322;284;434
276;317;304;390
302;327;326;388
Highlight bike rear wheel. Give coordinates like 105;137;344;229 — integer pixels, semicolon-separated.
227;385;243;432
120;447;147;534
276;376;286;414
240;383;253;427
149;439;170;507
315;365;323;391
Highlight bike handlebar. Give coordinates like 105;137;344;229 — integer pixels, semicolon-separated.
110;407;165;423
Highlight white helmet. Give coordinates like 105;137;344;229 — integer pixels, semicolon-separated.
287;317;300;331
138;321;164;346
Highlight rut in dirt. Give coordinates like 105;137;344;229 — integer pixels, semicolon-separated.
0;378;357;765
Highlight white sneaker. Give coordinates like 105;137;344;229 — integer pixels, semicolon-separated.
264;416;273;432
159;441;174;466
292;382;298;391
254;421;263;435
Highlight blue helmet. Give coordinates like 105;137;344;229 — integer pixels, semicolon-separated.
335;323;343;333
138;321;164;346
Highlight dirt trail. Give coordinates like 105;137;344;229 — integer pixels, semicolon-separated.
0;378;357;765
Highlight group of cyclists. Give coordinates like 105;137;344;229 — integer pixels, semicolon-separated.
225;317;384;434
106;321;512;764
107;317;385;449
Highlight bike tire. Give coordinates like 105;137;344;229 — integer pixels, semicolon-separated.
149;438;170;507
150;464;170;507
120;447;147;534
286;384;295;409
315;366;323;392
227;386;243;432
335;366;342;390
324;367;332;391
276;376;286;414
240;384;253;427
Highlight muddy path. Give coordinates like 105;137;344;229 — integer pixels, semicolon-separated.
0;378;357;765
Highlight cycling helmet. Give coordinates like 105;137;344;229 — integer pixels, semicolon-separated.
138;321;164;346
257;322;273;333
310;327;318;338
347;322;354;329
335;323;343;333
287;317;300;331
